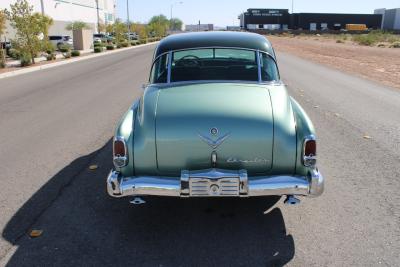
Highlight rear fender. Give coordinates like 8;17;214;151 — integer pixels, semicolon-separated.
290;97;316;176
114;101;139;176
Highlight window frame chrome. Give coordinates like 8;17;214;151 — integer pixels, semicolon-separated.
150;46;279;85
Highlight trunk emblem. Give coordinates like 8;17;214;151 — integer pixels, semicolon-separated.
198;131;230;150
210;127;219;136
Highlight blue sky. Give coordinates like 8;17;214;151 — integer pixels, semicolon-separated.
116;0;400;27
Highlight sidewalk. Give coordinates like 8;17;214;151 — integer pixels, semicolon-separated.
0;42;157;80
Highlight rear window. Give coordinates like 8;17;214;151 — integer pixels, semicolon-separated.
149;48;279;84
171;48;258;82
49;36;61;40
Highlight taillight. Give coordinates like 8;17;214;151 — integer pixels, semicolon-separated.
113;137;128;167
303;136;317;167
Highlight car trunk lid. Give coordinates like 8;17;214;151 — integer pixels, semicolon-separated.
155;83;274;175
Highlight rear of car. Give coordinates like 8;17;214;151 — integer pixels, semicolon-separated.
106;32;324;203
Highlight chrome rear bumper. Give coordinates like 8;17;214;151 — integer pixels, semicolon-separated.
107;168;324;198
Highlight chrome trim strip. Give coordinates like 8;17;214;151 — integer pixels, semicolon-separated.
106;168;324;198
167;51;172;84
150;80;283;88
256;50;262;83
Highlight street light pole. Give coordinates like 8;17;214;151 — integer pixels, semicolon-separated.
170;2;183;31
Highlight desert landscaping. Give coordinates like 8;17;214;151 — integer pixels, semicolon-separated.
268;33;400;89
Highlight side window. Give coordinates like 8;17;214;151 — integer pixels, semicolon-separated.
150;54;169;83
261;53;279;82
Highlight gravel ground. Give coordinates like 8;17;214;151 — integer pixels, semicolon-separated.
268;35;400;89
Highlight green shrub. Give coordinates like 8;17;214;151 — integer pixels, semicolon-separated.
63;52;71;58
377;43;386;48
71;50;80;57
8;48;20;59
130;41;138;46
139;39;147;44
336;39;344;43
20;53;32;67
116;43;122;49
121;42;129;47
59;44;71;53
94;47;102;53
106;45;114;50
0;50;5;68
94;42;102;48
353;34;375;46
352;31;400;46
46;53;56;61
390;42;400;48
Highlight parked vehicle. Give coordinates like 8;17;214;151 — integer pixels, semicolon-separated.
106;31;324;204
125;32;138;40
49;35;73;49
0;41;11;54
93;33;114;43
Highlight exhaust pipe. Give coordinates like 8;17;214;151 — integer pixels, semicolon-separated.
284;195;300;205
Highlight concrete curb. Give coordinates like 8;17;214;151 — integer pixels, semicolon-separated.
0;42;158;80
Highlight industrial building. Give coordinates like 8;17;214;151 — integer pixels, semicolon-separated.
375;8;400;30
1;0;116;38
239;8;383;31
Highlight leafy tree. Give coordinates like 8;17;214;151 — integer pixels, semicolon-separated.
98;19;106;33
169;18;183;31
130;23;148;40
66;21;90;31
113;19;127;44
105;24;114;35
148;15;169;37
6;0;53;64
0;9;6;67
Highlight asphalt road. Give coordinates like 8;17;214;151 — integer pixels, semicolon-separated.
0;45;399;266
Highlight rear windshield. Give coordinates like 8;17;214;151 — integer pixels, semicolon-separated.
150;48;279;83
49;36;61;40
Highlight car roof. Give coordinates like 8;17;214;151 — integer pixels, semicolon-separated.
154;31;275;59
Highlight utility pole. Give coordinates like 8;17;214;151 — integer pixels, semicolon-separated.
40;0;45;15
126;0;131;39
291;0;294;13
96;0;100;33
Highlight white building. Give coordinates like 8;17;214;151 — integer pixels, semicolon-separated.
374;8;400;30
1;0;116;38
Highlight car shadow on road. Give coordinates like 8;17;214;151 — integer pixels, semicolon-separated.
2;140;295;267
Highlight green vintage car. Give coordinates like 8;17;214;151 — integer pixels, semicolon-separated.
107;31;324;205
